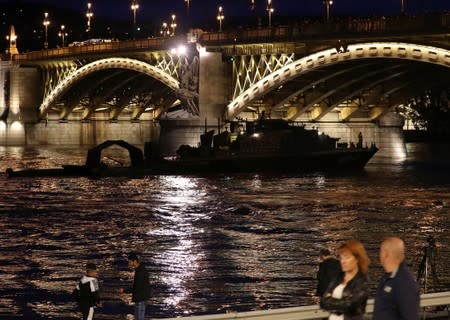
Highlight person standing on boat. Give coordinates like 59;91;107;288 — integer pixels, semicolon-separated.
119;253;151;320
320;239;370;320
316;248;342;297
357;132;363;149
373;237;420;320
73;262;100;320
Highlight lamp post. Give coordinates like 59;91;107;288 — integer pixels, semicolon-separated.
251;0;256;12
131;0;139;39
43;12;50;49
170;14;177;36
323;0;333;22
86;2;93;36
58;25;67;47
160;22;169;37
400;0;405;14
185;0;191;14
266;0;274;27
217;6;224;32
6;26;18;57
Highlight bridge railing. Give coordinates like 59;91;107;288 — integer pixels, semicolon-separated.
158;291;450;320
13;36;188;62
199;12;450;46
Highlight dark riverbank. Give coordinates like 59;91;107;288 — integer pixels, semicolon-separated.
404;130;450;143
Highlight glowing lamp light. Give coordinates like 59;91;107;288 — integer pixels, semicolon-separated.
198;46;208;57
171;45;187;55
10;121;23;131
177;45;187;55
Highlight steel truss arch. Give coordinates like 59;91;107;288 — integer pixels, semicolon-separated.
232;53;295;100
41;61;78;99
273;63;375;112
291;64;406;121
226;42;450;120
39;57;180;117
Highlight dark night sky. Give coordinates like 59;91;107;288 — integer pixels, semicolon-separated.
3;0;450;22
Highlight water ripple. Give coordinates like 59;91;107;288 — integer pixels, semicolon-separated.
0;145;449;319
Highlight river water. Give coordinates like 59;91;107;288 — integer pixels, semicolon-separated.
0;143;449;319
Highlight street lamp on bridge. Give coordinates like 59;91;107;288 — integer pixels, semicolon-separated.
217;6;224;32
160;22;170;37
323;0;333;22
266;0;274;27
58;25;67;47
131;0;139;39
170;14;177;36
6;25;18;57
185;0;191;14
251;0;256;12
400;0;405;15
86;2;94;37
43;12;50;49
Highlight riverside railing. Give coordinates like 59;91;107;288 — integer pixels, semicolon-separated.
160;291;450;320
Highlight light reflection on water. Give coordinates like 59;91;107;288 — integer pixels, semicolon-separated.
0;144;449;319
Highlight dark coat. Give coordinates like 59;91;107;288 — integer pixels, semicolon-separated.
125;263;151;302
317;257;342;296
73;275;100;311
373;262;420;320
320;271;370;320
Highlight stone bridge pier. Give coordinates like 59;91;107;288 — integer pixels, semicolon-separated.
0;62;41;145
159;51;230;156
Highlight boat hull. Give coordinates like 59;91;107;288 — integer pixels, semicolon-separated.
6;148;377;178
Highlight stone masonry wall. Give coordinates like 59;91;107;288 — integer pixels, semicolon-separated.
26;120;159;147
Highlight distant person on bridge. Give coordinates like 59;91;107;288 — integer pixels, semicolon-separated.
118;253;151;320
320;239;370;320
373;237;420;320
316;248;342;297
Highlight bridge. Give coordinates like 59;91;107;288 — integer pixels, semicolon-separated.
1;13;450;160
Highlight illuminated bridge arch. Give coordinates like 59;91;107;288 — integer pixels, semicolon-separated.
226;42;450;120
39;57;180;117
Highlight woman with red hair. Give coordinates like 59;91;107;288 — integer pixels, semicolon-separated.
320;239;370;320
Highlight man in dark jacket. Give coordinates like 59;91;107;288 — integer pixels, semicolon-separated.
373;237;420;320
316;248;342;296
73;262;100;320
119;253;151;320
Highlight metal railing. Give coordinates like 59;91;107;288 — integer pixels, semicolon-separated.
199;12;450;46
159;291;450;320
13;36;188;62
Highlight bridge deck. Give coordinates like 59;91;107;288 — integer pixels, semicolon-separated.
12;12;450;62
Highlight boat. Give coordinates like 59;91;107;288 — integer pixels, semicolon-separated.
5;119;378;177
